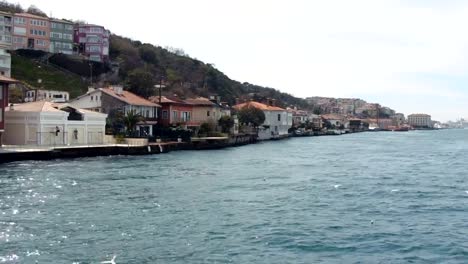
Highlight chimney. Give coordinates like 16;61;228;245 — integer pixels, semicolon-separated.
271;99;276;106
112;85;123;95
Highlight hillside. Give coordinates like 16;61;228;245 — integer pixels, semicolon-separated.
108;35;310;109
11;53;88;98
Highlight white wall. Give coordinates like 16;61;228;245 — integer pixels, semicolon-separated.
69;91;103;111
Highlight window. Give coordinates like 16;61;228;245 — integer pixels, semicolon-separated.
162;110;168;119
91;96;94;101
88;45;101;52
51;32;62;39
65;25;73;30
55;42;62;48
13;26;26;35
90;27;103;33
35;39;46;46
172;111;178;120
207;111;210;117
63;33;72;40
0;86;3;100
62;43;72;49
182;112;191;122
146;110;150;117
14;17;25;24
278;114;281;121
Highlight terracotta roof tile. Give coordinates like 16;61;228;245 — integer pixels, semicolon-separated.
101;87;160;107
233;101;285;111
184;97;217;106
6;101;63;113
0;75;18;84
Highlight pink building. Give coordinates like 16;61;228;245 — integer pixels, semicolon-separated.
12;13;50;52
74;24;110;62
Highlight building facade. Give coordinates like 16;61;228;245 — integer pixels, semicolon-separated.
49;19;74;54
233;101;292;140
0;48;11;77
69;86;160;136
0;75;18;146
0;11;13;50
408;114;432;128
74;24;110;62
12;13;50;52
3;101;107;146
149;96;196;128
184;97;224;128
24;89;70;103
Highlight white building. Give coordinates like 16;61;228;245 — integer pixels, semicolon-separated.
0;48;11;77
408;113;432;128
233;101;292;140
24;89;70;103
3;101;107;146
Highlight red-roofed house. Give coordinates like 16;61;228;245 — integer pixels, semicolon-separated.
69;86;160;136
233;101;292;140
148;96;196;128
183;97;226;127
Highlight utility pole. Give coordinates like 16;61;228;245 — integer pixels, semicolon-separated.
89;63;93;86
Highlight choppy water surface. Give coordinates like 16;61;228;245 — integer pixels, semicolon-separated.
1;130;467;263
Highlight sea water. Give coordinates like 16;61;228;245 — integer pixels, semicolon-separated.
0;130;467;263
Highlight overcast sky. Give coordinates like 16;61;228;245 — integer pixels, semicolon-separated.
15;0;468;121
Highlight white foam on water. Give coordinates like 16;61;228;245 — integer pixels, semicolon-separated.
391;189;400;192
334;184;341;189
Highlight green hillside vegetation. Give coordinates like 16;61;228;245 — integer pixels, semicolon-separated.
110;35;310;109
11;53;88;98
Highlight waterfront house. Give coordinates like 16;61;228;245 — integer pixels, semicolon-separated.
322;114;348;129
183;97;224;128
0;75;17;146
69;86;160;136
24;89;69;103
49;18;74;55
149;96;196;128
3;101;107;146
74;24;110;62
12;13;50;52
0;11;13;50
288;107;309;126
408;113;432;128
233;101;292;140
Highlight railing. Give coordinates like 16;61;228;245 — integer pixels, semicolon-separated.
35;131;105;146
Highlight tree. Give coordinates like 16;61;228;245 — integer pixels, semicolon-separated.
139;45;158;65
123;110;144;136
237;106;265;127
198;122;214;136
26;5;47;17
218;116;234;133
126;68;155;98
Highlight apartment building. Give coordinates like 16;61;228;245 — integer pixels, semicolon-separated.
74;24;110;62
408;114;432;128
0;11;13;50
49;19;74;54
12;13;50;51
0;48;11;77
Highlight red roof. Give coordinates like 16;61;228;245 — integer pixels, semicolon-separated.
0;75;18;84
233;101;285;111
149;96;190;105
100;87;160;107
184;97;217;106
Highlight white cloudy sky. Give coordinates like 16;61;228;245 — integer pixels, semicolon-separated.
15;0;468;121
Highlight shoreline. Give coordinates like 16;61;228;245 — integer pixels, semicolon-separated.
0;129;442;164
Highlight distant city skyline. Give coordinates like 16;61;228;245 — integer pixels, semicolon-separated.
13;0;468;121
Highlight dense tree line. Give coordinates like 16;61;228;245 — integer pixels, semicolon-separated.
0;1;47;17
